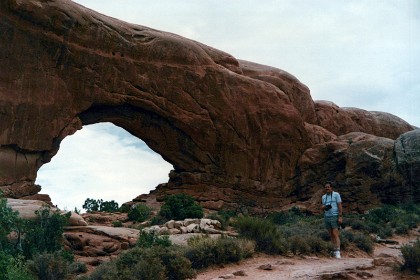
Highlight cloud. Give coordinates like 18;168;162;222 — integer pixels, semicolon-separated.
36;123;173;211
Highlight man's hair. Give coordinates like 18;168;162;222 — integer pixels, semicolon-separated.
325;181;333;188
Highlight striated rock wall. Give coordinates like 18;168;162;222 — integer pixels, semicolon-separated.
0;0;418;213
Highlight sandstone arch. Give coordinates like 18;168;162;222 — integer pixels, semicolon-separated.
0;0;309;206
0;0;417;212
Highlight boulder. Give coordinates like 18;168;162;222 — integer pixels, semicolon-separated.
297;132;414;213
6;198;87;225
395;129;420;190
314;101;413;139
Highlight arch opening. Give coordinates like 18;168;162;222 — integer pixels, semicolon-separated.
35;122;173;211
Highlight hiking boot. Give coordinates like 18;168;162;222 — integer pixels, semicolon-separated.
334;250;341;259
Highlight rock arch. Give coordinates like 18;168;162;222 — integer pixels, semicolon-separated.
0;0;416;212
0;0;309;207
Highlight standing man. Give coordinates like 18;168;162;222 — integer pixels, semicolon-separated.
321;181;343;258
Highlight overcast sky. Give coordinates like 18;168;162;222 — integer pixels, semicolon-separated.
36;0;420;211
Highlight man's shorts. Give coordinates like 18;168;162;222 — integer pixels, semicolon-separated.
324;215;339;229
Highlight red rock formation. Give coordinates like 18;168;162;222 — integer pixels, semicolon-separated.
0;0;417;212
314;101;413;139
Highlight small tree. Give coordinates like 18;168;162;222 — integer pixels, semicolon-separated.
159;194;203;220
22;206;70;258
128;204;151;222
0;195;22;253
82;198;119;213
82;198;100;212
100;200;119;212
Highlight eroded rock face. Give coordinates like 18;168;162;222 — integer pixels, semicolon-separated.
315;101;413;139
395;130;420;196
0;0;417;213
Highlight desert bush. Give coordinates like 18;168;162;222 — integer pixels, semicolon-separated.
185;235;254;269
305;236;331;254
234;216;287;254
137;232;172;248
150;215;168;225
353;233;374;253
114;246;195;280
130;256;166;280
269;207;307;225
69;261;88;274
366;205;398;224
26;251;72;280
401;203;420;216
112;220;123;227
22;206;70;259
396;213;420;230
378;224;394;239
340;230;354;248
401;239;420;274
348;218;366;231
289;236;310;255
128;203;151;222
153;246;196;280
394;223;410;235
118;203;130;213
0;197;22;253
159;194;203;220
82;261;120;280
0;253;35;280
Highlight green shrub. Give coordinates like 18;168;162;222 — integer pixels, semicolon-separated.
128;203;152;222
339;230;354;250
159;194;203;220
365;221;381;234
366;205;398;224
112;220;123;227
0;198;22;253
185;235;254;269
305;236;331;254
22;206;70;259
153;246;196;280
129;255;166;280
26;251;71;280
0;253;35;280
401;239;420;274
137;232;172;248
118;204;131;213
348;218;366;231
269;207;306;225
114;246;195;280
378;224;393;239
82;260;120;280
395;223;409;235
150;215;168;225
289;236;310;255
69;261;88;274
234;216;287;254
353;233;374;253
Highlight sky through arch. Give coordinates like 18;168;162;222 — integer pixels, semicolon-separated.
35;123;173;211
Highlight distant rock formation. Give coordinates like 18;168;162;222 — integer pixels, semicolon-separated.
0;0;417;213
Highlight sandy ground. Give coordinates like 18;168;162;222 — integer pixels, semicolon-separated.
194;228;420;280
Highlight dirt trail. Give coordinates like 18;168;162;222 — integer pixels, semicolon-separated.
195;228;420;280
